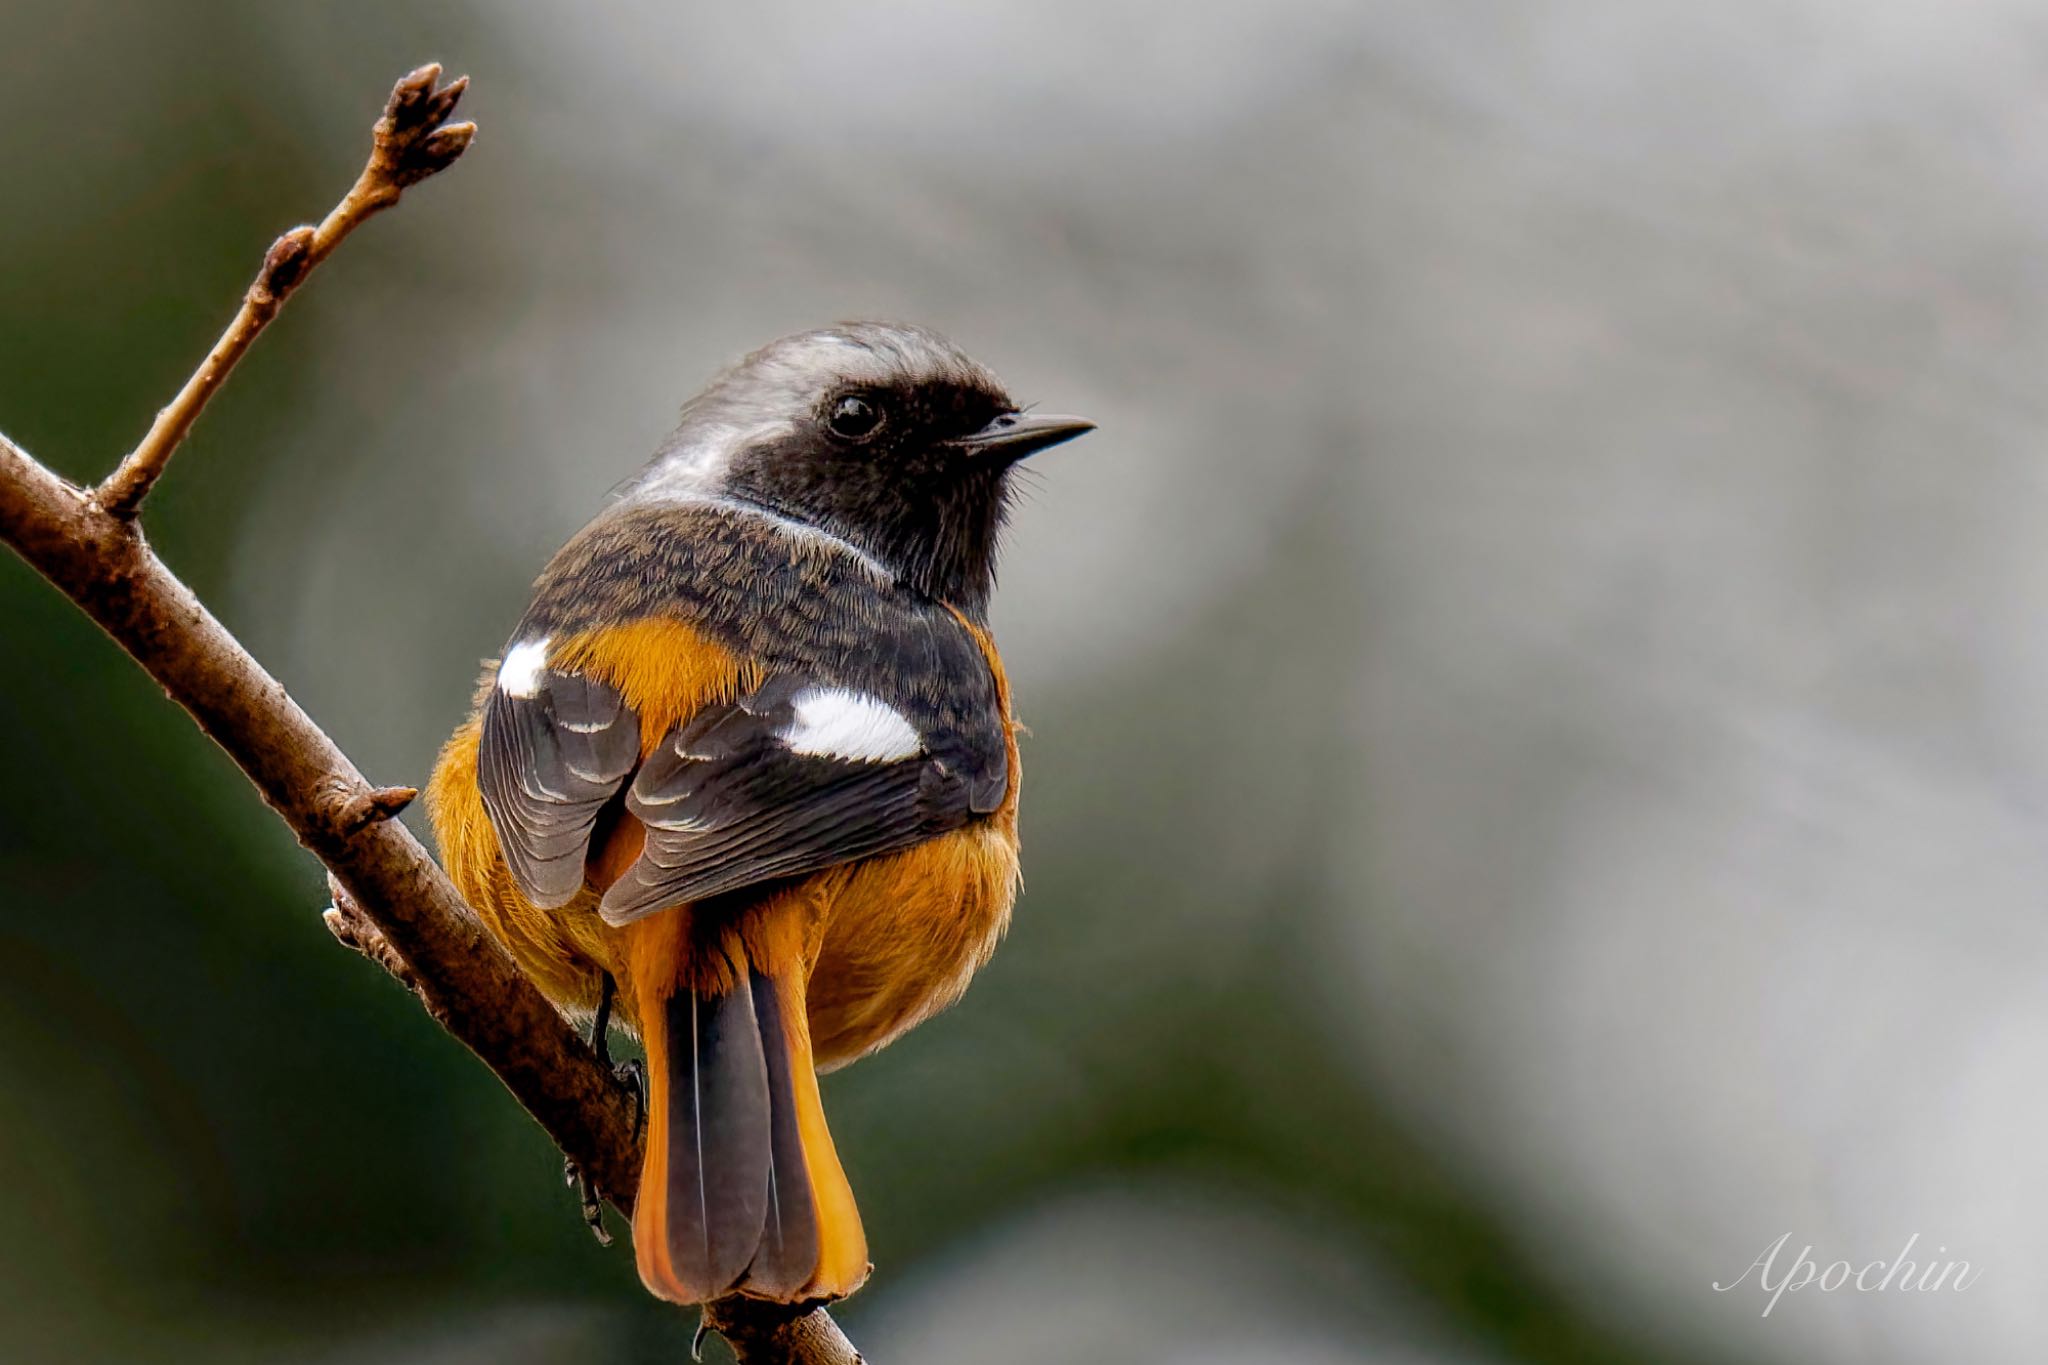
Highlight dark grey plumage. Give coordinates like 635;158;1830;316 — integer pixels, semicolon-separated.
478;671;639;908
601;674;997;925
745;970;821;1297
661;976;772;1295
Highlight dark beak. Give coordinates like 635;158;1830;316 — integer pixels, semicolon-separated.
953;411;1096;461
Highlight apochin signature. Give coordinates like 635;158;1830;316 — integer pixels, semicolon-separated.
1714;1233;1981;1317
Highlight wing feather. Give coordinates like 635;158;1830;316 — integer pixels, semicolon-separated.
597;680;989;926
478;666;641;908
474;637;1002;923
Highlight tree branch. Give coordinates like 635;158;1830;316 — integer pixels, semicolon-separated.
0;66;856;1364
96;63;474;520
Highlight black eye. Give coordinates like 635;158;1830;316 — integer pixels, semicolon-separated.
828;394;884;441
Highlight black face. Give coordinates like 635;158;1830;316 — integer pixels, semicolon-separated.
722;376;1022;613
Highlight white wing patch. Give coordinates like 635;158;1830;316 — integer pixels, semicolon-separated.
779;687;921;763
498;637;552;699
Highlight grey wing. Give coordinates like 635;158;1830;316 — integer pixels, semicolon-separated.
597;676;1002;926
477;669;642;908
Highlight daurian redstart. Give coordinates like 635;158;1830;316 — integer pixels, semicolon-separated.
426;322;1092;1305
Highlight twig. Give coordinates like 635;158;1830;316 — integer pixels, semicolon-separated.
0;66;856;1364
95;63;475;520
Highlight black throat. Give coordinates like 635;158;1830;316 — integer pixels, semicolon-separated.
721;449;1014;617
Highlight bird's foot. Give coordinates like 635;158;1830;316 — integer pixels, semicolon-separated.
614;1056;648;1138
558;1056;645;1247
563;1157;613;1247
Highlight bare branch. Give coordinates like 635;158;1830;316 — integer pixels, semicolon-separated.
0;66;857;1364
95;64;475;520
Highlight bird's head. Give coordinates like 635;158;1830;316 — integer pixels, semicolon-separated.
630;322;1092;612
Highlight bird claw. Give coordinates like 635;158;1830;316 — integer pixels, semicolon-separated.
553;974;639;1248
563;1156;614;1246
614;1056;648;1138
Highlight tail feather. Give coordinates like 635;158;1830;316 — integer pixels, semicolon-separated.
650;976;772;1296
743;971;821;1298
631;945;868;1305
767;968;869;1301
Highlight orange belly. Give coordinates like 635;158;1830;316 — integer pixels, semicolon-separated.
804;819;1018;1069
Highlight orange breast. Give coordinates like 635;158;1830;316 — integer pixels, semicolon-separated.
803;822;1019;1069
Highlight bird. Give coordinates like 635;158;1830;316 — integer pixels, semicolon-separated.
425;321;1092;1306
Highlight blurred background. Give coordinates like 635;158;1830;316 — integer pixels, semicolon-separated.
2;1;2044;1361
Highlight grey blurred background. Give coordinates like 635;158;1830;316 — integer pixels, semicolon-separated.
2;1;2042;1361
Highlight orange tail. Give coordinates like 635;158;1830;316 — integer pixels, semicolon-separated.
626;919;868;1305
